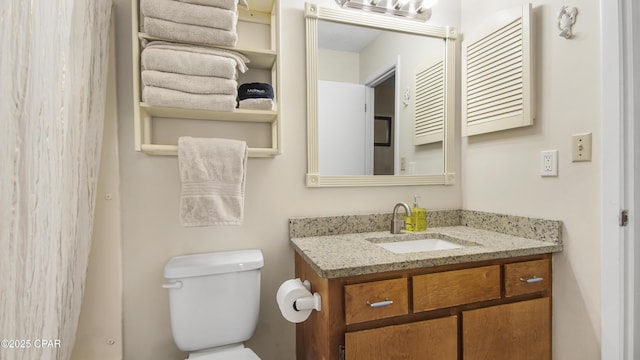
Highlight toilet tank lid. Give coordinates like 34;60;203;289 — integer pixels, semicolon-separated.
164;249;264;279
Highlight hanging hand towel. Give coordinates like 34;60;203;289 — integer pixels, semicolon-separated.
178;137;248;226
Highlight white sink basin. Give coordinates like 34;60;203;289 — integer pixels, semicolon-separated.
376;238;464;254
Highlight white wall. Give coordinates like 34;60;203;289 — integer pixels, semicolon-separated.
460;1;601;359
111;0;462;359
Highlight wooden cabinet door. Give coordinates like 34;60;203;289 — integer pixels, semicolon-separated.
345;316;458;360
462;297;551;360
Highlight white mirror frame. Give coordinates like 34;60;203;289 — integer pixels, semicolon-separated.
304;3;458;187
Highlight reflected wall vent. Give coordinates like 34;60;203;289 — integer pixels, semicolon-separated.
462;3;533;136
414;59;444;145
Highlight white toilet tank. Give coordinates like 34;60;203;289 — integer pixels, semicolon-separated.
163;249;263;352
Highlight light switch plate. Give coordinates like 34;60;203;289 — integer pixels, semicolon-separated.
572;133;592;162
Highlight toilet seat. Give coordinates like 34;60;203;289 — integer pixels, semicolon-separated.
188;347;260;360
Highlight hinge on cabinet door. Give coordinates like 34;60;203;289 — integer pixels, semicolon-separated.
339;345;345;360
621;210;629;226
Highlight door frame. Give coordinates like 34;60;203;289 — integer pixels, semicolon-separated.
601;0;638;358
363;57;401;174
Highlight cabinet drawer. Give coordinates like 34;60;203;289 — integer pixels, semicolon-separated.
344;278;409;324
413;265;501;312
504;259;550;297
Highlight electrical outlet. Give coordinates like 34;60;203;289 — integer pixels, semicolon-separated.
572;133;592;162
540;150;558;177
408;161;416;175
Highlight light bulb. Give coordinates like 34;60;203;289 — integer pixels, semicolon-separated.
393;0;408;10
421;0;438;7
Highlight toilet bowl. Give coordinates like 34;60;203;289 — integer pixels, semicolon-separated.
187;344;259;360
163;250;264;359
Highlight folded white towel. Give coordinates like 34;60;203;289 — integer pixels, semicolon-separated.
178;137;248;226
143;86;237;111
144;41;249;73
141;43;248;79
177;0;249;10
142;47;237;78
142;70;238;95
141;0;237;31
238;98;275;110
144;17;238;47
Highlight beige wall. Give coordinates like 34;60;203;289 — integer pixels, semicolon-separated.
460;1;601;359
72;20;124;360
76;0;601;359
318;48;360;83
111;0;461;359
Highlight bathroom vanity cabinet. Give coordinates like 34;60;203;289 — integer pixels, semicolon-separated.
295;252;552;360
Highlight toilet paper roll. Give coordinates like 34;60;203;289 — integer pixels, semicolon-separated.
277;279;313;323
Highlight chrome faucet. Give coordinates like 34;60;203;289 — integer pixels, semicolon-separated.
390;202;412;234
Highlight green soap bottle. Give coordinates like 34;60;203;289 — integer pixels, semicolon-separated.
406;195;427;232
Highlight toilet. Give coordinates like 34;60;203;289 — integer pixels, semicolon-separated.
163;249;264;360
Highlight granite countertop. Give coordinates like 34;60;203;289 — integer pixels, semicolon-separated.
289;210;563;279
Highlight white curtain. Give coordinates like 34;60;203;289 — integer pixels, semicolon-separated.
0;1;112;359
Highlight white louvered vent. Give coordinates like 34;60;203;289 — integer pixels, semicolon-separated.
462;4;533;136
414;59;444;145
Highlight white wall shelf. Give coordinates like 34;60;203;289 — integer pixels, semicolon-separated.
140;103;277;122
137;32;277;70
132;0;281;158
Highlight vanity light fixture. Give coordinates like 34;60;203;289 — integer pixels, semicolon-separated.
393;0;408;10
335;0;435;21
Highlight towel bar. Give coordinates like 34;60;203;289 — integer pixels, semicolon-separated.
140;144;278;158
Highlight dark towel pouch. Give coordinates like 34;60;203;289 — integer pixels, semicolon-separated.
238;82;274;100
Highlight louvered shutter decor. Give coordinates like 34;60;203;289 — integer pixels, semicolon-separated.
414;60;445;145
462;4;533;136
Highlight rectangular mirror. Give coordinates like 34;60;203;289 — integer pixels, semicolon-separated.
305;3;457;187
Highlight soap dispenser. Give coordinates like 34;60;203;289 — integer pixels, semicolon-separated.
405;195;427;232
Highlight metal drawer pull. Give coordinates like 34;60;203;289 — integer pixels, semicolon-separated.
520;276;543;284
367;299;394;308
